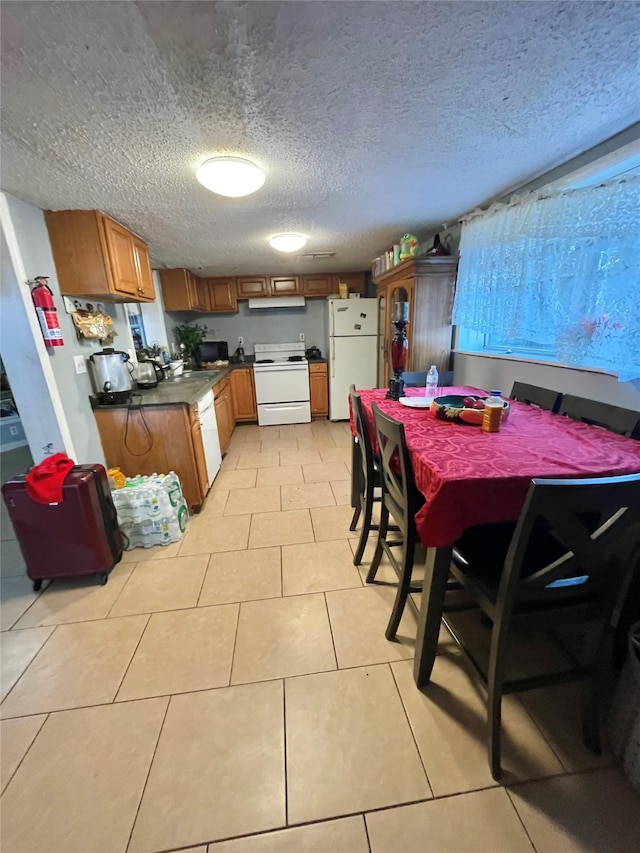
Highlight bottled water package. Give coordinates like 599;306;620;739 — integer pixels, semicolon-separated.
111;471;189;550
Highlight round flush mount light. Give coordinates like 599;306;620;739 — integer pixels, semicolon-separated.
269;233;307;253
195;156;265;197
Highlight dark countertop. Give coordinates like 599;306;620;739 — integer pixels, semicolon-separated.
90;357;327;410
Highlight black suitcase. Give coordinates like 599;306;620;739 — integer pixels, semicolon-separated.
2;463;124;591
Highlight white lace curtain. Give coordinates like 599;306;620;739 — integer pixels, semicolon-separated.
452;175;640;381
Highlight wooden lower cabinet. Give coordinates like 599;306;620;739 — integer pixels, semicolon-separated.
190;407;209;499
93;403;208;511
230;368;257;421
213;376;235;453
309;363;328;417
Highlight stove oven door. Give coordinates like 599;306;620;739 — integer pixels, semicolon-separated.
253;363;311;425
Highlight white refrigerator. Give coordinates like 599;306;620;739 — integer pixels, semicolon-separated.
328;297;378;420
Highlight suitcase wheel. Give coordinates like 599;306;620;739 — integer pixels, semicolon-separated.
100;573;109;586
33;579;42;592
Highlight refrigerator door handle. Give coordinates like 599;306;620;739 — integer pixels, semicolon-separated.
330;338;335;378
330;304;335;338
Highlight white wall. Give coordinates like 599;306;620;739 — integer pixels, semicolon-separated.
453;352;640;410
0;226;69;462
1;194;135;465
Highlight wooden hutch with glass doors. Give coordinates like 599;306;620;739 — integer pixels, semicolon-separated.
373;257;459;389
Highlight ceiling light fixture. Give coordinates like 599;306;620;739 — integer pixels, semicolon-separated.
269;233;307;253
195;156;265;197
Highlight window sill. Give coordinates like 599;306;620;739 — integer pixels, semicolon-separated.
452;348;619;378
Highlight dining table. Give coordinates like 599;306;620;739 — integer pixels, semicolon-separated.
351;386;640;687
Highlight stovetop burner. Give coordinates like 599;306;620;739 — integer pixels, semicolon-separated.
288;356;304;362
255;359;275;364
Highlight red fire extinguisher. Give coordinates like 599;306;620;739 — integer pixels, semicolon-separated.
31;276;64;348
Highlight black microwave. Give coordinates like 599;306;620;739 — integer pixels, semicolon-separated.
194;340;229;366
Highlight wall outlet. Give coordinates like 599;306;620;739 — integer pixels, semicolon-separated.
73;355;87;375
9;426;18;436
299;333;305;342
238;336;244;346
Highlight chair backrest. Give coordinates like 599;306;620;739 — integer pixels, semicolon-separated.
371;403;423;532
510;381;563;413
403;370;454;387
558;394;640;438
498;474;640;613
349;385;377;491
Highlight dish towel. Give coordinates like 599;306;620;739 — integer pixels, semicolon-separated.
25;453;75;504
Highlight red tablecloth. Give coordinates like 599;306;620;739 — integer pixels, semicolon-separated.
354;387;640;548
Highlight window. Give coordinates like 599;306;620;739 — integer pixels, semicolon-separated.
453;154;640;381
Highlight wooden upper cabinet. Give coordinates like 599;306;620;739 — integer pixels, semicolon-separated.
132;236;156;301
269;276;300;296
236;276;268;298
102;218;139;298
44;210;155;302
301;274;337;296
159;268;209;312
207;277;238;313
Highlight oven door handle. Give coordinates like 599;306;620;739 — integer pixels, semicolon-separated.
253;364;308;373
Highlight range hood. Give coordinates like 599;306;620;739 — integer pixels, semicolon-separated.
248;296;306;309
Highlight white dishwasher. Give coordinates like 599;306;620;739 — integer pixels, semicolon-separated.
198;390;222;487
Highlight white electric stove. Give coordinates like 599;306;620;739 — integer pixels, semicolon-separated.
253;342;311;425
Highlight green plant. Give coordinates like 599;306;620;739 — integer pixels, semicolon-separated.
173;322;207;358
138;342;164;360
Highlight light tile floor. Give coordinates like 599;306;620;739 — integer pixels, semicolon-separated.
1;424;639;852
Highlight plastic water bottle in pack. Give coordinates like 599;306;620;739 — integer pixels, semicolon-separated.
111;471;189;550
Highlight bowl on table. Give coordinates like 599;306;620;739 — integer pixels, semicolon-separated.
432;394;510;426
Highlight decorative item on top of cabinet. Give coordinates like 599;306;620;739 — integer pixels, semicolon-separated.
44;210;156;302
236;276;268;298
374;257;458;389
213;375;235;453
230;368;257;422
159;269;209;312
337;271;365;295
309;362;328;418
207;277;238;313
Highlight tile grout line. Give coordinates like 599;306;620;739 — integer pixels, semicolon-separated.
388;661;435;799
112;613;152;702
227;596;243;687
124;695;172;853
504;786;539;852
362;812;373;853
0;622;59;708
323;592;340;670
0;711;48;795
5;577;48;630
283;677;289;827
194;555;212;608
105;562;139;619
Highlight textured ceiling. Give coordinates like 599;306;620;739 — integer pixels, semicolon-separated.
1;0;639;275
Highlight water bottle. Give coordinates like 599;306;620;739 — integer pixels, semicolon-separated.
425;365;439;402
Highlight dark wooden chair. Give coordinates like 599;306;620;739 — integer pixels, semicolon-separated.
558;394;640;437
369;403;426;639
446;472;640;780
402;370;454;388
510;381;563;413
349;386;384;565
